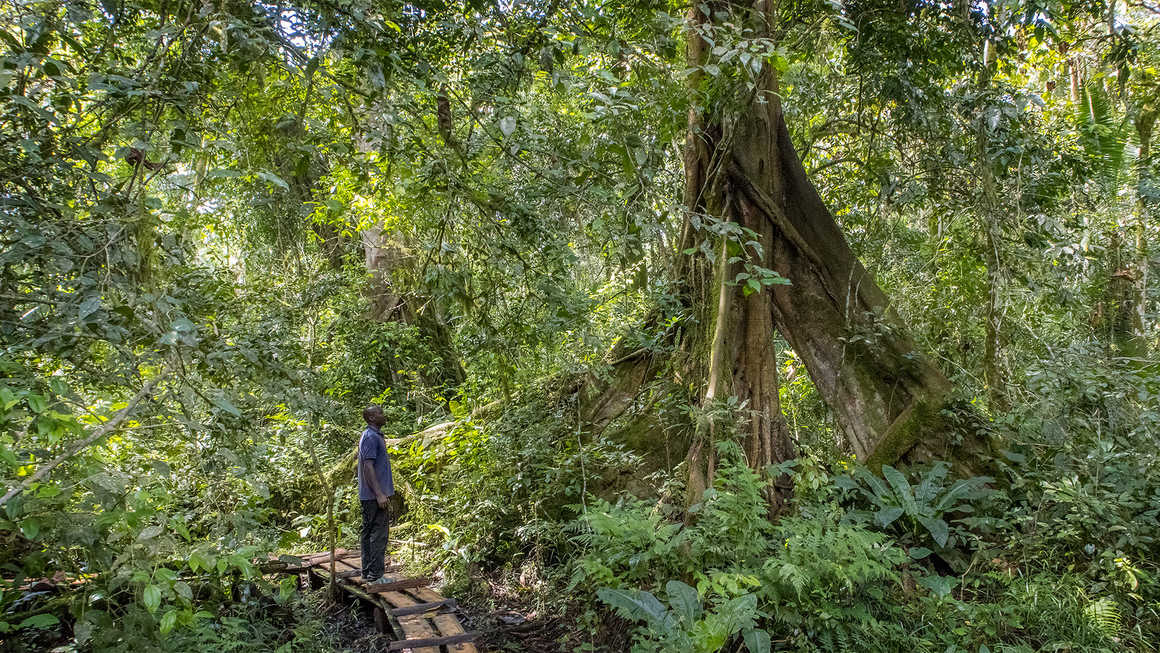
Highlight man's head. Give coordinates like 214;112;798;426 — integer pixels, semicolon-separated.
363;404;386;427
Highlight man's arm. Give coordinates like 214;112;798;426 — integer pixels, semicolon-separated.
362;459;389;508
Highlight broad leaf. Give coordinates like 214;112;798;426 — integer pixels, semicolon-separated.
143;584;162;613
18;613;59;629
882;465;919;516
596;588;671;630
743;628;772;653
875;506;905;527
917;516;950;548
665;580;701;623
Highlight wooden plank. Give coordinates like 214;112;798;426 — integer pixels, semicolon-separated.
348;563;404;576
366;577;434;592
378;591;418;609
302;549;356;564
431;613;479;653
394;614;440;653
386;631;479;651
406;587;444;603
389;599;457;616
328;557;361;572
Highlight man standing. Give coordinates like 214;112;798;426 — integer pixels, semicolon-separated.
358;405;394;584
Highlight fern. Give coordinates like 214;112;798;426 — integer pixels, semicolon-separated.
1084;596;1122;639
1076;82;1129;183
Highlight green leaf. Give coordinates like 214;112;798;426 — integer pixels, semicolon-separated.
908;547;933;560
881;465;919;516
935;477;993;513
854;467;892;505
743;628;772;653
18;617;58;630
143;584;162;613
499;116;517;137
596;588;671;630
188;550;207;572
212;395;241;417
160;609;177;635
875;506;904;527
78;295;101;319
999;449;1026;464
20;518;40;540
256;171;289;190
18;613;59;629
918;573;955;598
173;581;192;601
832;475;859;491
917;516;949;548
138;524;165;541
665;580;700;623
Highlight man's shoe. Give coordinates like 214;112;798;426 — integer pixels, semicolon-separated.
367;575;391;586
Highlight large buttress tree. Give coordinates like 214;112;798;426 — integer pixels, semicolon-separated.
680;0;981;485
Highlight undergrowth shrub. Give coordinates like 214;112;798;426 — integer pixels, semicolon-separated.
395;395;644;583
569;438;1141;651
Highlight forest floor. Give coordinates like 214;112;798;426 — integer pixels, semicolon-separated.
306;573;579;652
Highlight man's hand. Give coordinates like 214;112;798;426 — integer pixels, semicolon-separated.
376;493;389;509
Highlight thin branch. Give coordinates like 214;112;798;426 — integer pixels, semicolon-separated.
0;370;167;509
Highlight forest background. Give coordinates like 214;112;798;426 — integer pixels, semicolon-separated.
2;0;1159;650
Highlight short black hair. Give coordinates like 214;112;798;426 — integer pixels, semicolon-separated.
363;405;383;423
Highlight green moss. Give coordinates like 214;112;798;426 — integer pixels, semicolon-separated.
865;392;945;471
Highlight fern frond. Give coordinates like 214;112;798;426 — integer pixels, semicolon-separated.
1084;596;1122;638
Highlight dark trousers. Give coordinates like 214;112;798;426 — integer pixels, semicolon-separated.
360;499;389;581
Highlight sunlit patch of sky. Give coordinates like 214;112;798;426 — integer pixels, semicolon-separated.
254;2;334;58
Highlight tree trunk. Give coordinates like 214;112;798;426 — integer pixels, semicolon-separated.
977;45;1009;413
582;1;991;480
761;115;969;467
676;1;984;472
680;1;795;507
362;225;466;388
1130;110;1155;357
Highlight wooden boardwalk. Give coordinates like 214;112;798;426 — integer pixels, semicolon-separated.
294;549;479;652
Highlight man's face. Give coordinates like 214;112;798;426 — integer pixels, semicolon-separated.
368;408;386;427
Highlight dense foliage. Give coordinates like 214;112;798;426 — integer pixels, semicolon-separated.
2;0;1158;651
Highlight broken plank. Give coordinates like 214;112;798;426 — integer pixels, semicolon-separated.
331;577;390;611
366;577;434;592
386;632;479;651
389;599;457;617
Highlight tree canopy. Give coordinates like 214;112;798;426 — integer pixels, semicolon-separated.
2;0;1159;650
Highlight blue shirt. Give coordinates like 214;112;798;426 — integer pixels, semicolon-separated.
357;425;394;501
